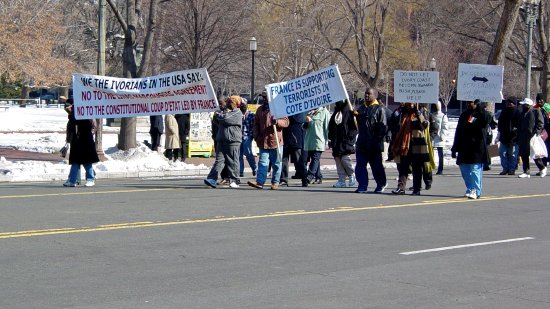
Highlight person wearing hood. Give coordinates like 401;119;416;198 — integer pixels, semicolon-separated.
451;99;493;199
517;98;546;178
497;96;521;175
535;93;550;167
328;100;358;187
431;101;449;175
204;96;243;188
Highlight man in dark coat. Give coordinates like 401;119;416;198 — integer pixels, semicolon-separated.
175;113;190;162
497;97;521;175
149;115;164;151
354;88;388;193
328;100;358;187
451;99;492;199
280;112;307;186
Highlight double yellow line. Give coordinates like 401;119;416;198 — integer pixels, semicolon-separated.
1;192;549;240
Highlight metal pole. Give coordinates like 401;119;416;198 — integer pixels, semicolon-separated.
251;50;255;99
96;0;106;160
525;6;534;99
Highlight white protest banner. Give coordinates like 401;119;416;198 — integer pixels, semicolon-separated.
72;69;218;119
394;70;439;104
266;65;348;119
457;63;504;103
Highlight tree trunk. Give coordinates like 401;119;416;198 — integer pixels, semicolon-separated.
538;1;549;101
485;0;522;112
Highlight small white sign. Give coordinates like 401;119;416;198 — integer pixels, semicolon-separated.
457;63;504;103
394;70;439;104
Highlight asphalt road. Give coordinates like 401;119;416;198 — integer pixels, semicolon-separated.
1;167;549;308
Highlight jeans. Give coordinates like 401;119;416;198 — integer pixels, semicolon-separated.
459;163;483;197
355;149;386;191
68;163;94;184
239;137;257;175
499;143;518;172
306;151;323;181
256;147;283;185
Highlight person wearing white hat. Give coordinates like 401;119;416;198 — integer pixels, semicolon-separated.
517;97;546;178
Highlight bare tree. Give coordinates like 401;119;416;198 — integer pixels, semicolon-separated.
106;0;168;150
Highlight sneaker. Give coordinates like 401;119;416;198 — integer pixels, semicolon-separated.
540;168;547;178
314;179;323;184
247;181;263;189
333;181;347;188
518;173;531;178
347;176;357;187
63;181;76;187
229;181;239;188
270;183;279;190
84;180;95;187
467;189;478;199
499;171;508;175
218;178;230;185
204;179;217;188
354;188;368;194
279;180;289;187
391;188;405;195
411;191;421;196
374;183;388;193
425;184;431;190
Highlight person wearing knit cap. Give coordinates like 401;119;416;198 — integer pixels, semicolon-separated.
204;96;243;188
517;97;546;178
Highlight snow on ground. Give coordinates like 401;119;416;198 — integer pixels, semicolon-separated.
0;106;207;181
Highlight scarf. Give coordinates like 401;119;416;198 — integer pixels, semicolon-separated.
392;111;414;157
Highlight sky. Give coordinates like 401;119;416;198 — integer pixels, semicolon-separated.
0;106;208;182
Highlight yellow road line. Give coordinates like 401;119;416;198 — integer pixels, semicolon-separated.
1;193;548;240
0;188;177;199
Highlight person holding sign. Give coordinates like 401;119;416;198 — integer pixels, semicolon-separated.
353;88;388;193
451;99;493;199
390;103;430;195
204;96;243;188
247;92;289;190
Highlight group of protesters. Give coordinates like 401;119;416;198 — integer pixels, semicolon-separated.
201;87;550;200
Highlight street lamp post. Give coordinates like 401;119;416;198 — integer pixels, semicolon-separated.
249;37;257;101
429;57;437;72
524;0;540;99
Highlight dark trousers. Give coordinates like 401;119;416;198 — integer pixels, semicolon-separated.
150;133;162;151
436;147;444;173
281;147;306;182
306;151;323;181
175;141;188;161
355;149;386;191
397;155;423;192
520;152;545;173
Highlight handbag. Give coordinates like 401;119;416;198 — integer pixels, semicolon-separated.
59;143;69;158
487;144;499;158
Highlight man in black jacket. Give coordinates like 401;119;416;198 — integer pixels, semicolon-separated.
175;114;190;162
280;112;307;187
497;97;521;175
149;115;164;151
354;88;388;193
